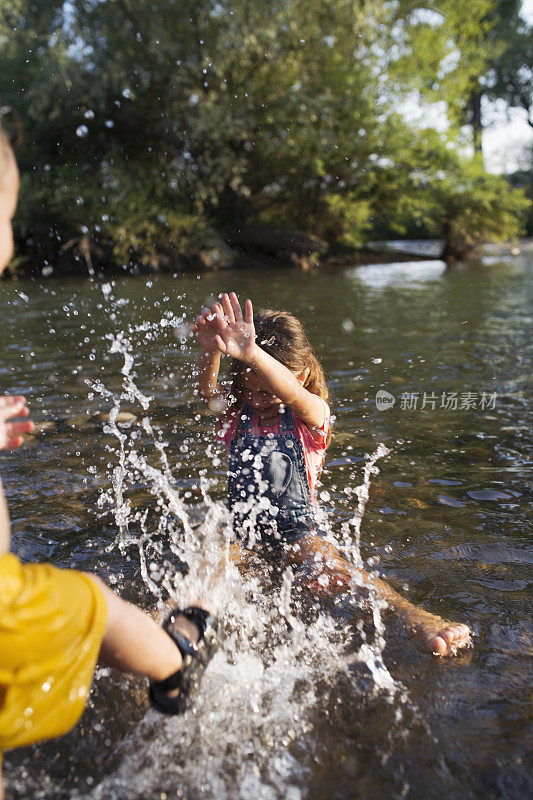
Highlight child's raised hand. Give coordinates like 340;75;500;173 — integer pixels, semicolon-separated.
212;293;256;362
0;396;35;450
192;304;224;353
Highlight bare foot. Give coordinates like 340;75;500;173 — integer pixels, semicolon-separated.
167;613;201;647
407;608;471;656
150;606;219;711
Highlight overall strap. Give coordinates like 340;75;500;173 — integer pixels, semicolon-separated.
239;404;254;431
279;406;296;431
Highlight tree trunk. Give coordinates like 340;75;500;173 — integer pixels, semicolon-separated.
471;90;483;156
441;220;483;263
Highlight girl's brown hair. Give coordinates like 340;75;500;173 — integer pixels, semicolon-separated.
229;308;332;447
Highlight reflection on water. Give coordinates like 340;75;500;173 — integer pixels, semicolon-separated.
350;259;447;289
1;256;531;800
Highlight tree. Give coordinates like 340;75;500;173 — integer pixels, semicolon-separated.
488;7;533;129
0;0;529;273
389;1;532;157
389;0;495;152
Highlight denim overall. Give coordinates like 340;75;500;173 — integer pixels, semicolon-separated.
228;404;317;548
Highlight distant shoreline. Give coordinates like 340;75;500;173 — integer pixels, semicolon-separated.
3;239;531;281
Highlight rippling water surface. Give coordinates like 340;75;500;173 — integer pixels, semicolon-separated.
1;256;531;800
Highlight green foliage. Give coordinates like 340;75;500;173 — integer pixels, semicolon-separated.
0;0;529;272
389;1;532;152
389;0;496;119
368;125;530;253
435;155;529;257
487;4;533;128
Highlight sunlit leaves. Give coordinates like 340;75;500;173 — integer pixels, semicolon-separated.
0;0;529;271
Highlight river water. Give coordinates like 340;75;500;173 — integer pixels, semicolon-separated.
1;255;531;800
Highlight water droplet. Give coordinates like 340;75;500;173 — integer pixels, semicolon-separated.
208;398;227;415
76;125;88;137
105;119;114;128
84;109;95;119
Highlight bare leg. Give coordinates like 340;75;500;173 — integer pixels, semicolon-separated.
0;476;11;556
284;536;471;657
187;539;263;586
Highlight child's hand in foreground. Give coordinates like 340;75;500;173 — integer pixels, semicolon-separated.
211;292;256;363
0;396;35;450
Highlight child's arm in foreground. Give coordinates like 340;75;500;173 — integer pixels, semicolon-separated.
203;292;325;430
0;395;216;693
0;396;35;553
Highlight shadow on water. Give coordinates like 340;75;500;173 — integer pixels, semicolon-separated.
1;256;531;799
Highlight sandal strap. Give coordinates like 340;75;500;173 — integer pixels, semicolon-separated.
149;604;219;716
149;673;187;715
150;668;183;694
162;606;218;663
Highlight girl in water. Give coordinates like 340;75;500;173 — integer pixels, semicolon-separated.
193;291;471;657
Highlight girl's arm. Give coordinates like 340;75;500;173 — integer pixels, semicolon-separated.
191;304;230;414
213;293;325;431
193;348;222;402
247;345;326;431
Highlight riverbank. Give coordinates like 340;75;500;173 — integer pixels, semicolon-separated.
5;235;531;280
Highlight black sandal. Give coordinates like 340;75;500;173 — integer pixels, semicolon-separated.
149;605;219;715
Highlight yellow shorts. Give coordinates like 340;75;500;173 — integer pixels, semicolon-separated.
0;553;108;761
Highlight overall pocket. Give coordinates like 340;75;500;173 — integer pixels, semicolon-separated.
265;451;293;497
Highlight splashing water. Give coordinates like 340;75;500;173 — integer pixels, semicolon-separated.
84;290;405;799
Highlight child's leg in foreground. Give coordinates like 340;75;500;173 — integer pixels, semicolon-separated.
284;536;470;656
